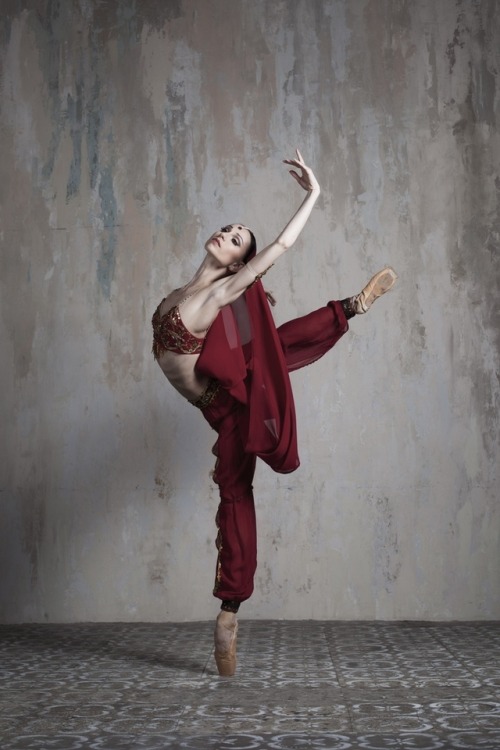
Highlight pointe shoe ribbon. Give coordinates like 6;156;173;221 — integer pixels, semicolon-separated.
214;611;238;677
352;266;398;314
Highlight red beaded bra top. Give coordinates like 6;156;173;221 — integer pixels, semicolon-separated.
152;296;206;359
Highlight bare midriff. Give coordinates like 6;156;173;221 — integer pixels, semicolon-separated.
155;349;210;402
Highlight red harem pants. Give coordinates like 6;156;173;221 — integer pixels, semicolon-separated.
201;300;348;603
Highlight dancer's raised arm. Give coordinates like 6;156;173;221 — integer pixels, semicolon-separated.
218;149;320;305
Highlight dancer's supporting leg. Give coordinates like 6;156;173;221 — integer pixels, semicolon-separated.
201;390;257;676
206;299;350;678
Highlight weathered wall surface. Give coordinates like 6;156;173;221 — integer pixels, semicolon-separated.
1;0;498;622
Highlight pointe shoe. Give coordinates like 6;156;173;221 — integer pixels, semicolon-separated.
214;611;238;677
351;267;398;314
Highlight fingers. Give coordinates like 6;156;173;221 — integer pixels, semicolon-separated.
283;149;318;191
288;170;302;184
288;171;309;191
283;147;306;168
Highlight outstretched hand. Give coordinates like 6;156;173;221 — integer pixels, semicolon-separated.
283;149;320;193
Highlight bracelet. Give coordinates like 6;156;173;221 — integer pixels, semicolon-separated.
245;260;274;285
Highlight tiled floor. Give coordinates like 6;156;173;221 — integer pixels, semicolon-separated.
1;621;499;749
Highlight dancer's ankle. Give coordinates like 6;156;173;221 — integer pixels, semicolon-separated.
341;297;356;320
221;599;240;613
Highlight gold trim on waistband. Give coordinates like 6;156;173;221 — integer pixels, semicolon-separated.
190;379;221;409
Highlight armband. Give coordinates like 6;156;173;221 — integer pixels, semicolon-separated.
245;261;274;287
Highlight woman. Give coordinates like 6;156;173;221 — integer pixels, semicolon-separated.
152;150;397;676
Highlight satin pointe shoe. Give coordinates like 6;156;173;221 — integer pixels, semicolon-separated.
214;610;238;677
351;267;398;314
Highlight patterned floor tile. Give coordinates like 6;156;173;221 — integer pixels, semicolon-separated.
1;621;499;749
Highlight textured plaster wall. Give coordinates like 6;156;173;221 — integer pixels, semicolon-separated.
0;0;499;623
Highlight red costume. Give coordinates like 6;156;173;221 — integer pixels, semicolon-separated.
195;279;349;603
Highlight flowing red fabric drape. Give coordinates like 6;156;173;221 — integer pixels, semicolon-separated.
196;267;349;474
196;278;299;473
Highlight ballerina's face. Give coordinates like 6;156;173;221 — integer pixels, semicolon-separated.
205;224;253;268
